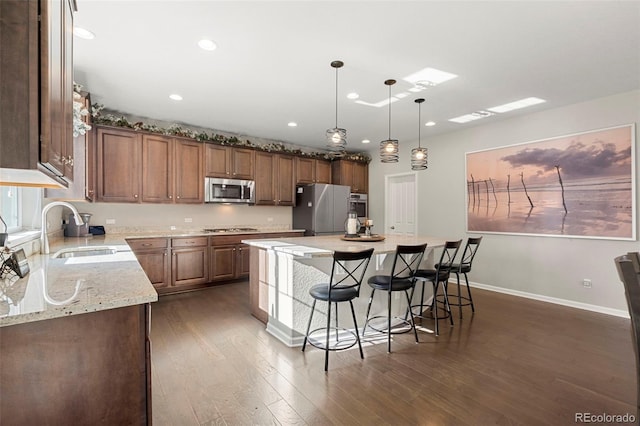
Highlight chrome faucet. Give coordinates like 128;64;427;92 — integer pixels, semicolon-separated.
41;201;84;254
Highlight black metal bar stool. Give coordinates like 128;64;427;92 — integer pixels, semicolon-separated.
302;248;374;371
446;236;482;318
411;240;461;336
363;244;427;353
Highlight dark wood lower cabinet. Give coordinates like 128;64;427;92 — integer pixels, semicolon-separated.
129;232;303;295
171;237;209;287
0;304;151;425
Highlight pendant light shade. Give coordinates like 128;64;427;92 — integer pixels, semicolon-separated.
379;79;398;163
326;60;347;151
411;98;428;170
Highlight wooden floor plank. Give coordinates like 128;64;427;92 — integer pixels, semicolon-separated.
150;282;636;425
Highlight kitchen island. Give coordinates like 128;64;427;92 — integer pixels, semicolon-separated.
0;235;157;425
243;234;446;347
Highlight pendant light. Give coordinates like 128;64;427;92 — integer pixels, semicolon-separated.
379;79;398;163
411;98;428;170
326;60;347;151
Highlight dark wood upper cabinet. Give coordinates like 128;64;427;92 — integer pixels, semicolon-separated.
0;0;75;186
205;144;254;180
331;160;368;194
96;127;141;203
316;159;332;184
295;157;315;184
254;151;276;205
174;138;204;203
40;0;75;179
45;91;95;201
255;152;294;206
141;134;173;203
96;126;204;204
276;154;295;206
296;157;331;184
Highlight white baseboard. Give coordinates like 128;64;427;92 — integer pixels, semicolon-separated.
465;280;630;319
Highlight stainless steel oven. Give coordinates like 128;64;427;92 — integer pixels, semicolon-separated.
205;178;255;204
349;193;368;221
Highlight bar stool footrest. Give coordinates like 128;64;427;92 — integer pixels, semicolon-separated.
364;315;414;335
306;327;359;351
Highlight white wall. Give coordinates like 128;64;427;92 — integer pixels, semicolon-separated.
368;90;640;313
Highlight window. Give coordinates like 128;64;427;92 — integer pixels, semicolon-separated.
0;186;41;238
0;186;21;232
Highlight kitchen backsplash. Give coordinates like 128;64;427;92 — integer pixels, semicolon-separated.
68;202;293;233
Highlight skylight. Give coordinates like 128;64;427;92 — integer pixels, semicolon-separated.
449;111;495;124
402;67;458;86
487;97;546;113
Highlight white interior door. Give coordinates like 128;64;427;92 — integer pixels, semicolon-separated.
385;173;418;235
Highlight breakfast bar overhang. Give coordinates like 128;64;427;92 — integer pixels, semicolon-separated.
243;235;446;347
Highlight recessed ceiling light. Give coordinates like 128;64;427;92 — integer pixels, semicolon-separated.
169;94;183;101
288;122;297;127
347;92;359;100
449;110;495;124
403;67;457;86
361;139;370;144
487;97;546;113
198;39;217;51
73;27;95;40
425;121;436;127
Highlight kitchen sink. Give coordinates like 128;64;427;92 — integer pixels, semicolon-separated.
52;246;119;258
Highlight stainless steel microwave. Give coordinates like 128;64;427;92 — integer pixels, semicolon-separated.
205;178;255;204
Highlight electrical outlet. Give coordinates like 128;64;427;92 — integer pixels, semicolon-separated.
170;226;176;230
105;219;116;225
184;218;193;223
267;217;274;222
582;279;592;288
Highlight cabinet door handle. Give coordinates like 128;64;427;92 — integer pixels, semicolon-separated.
142;243;152;247
169;195;172;199
134;194;139;198
177;196;180;199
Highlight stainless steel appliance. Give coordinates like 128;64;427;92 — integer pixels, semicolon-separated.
349;193;368;222
64;213;92;237
205;178;255;204
293;184;351;236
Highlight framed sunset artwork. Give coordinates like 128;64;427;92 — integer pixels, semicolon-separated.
465;124;636;240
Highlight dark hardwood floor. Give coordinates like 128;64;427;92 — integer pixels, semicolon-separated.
150;282;636;425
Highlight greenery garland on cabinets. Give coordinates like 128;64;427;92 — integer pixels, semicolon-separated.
90;103;371;164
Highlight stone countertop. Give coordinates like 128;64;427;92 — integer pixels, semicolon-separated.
0;235;157;327
124;229;306;240
0;229;306;327
242;234;447;257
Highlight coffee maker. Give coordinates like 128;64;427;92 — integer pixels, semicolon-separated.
64;213;92;237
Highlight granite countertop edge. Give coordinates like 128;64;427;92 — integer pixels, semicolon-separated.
0;229;306;327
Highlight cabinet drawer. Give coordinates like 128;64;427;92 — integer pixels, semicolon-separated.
127;238;168;251
209;235;244;246
172;237;208;248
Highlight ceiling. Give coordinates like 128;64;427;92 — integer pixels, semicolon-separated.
73;1;640;155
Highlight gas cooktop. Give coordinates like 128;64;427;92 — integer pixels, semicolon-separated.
203;228;259;233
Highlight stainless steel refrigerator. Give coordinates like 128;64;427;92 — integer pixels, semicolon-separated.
293;184;351;236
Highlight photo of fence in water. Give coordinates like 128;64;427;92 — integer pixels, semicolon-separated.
465;124;635;240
